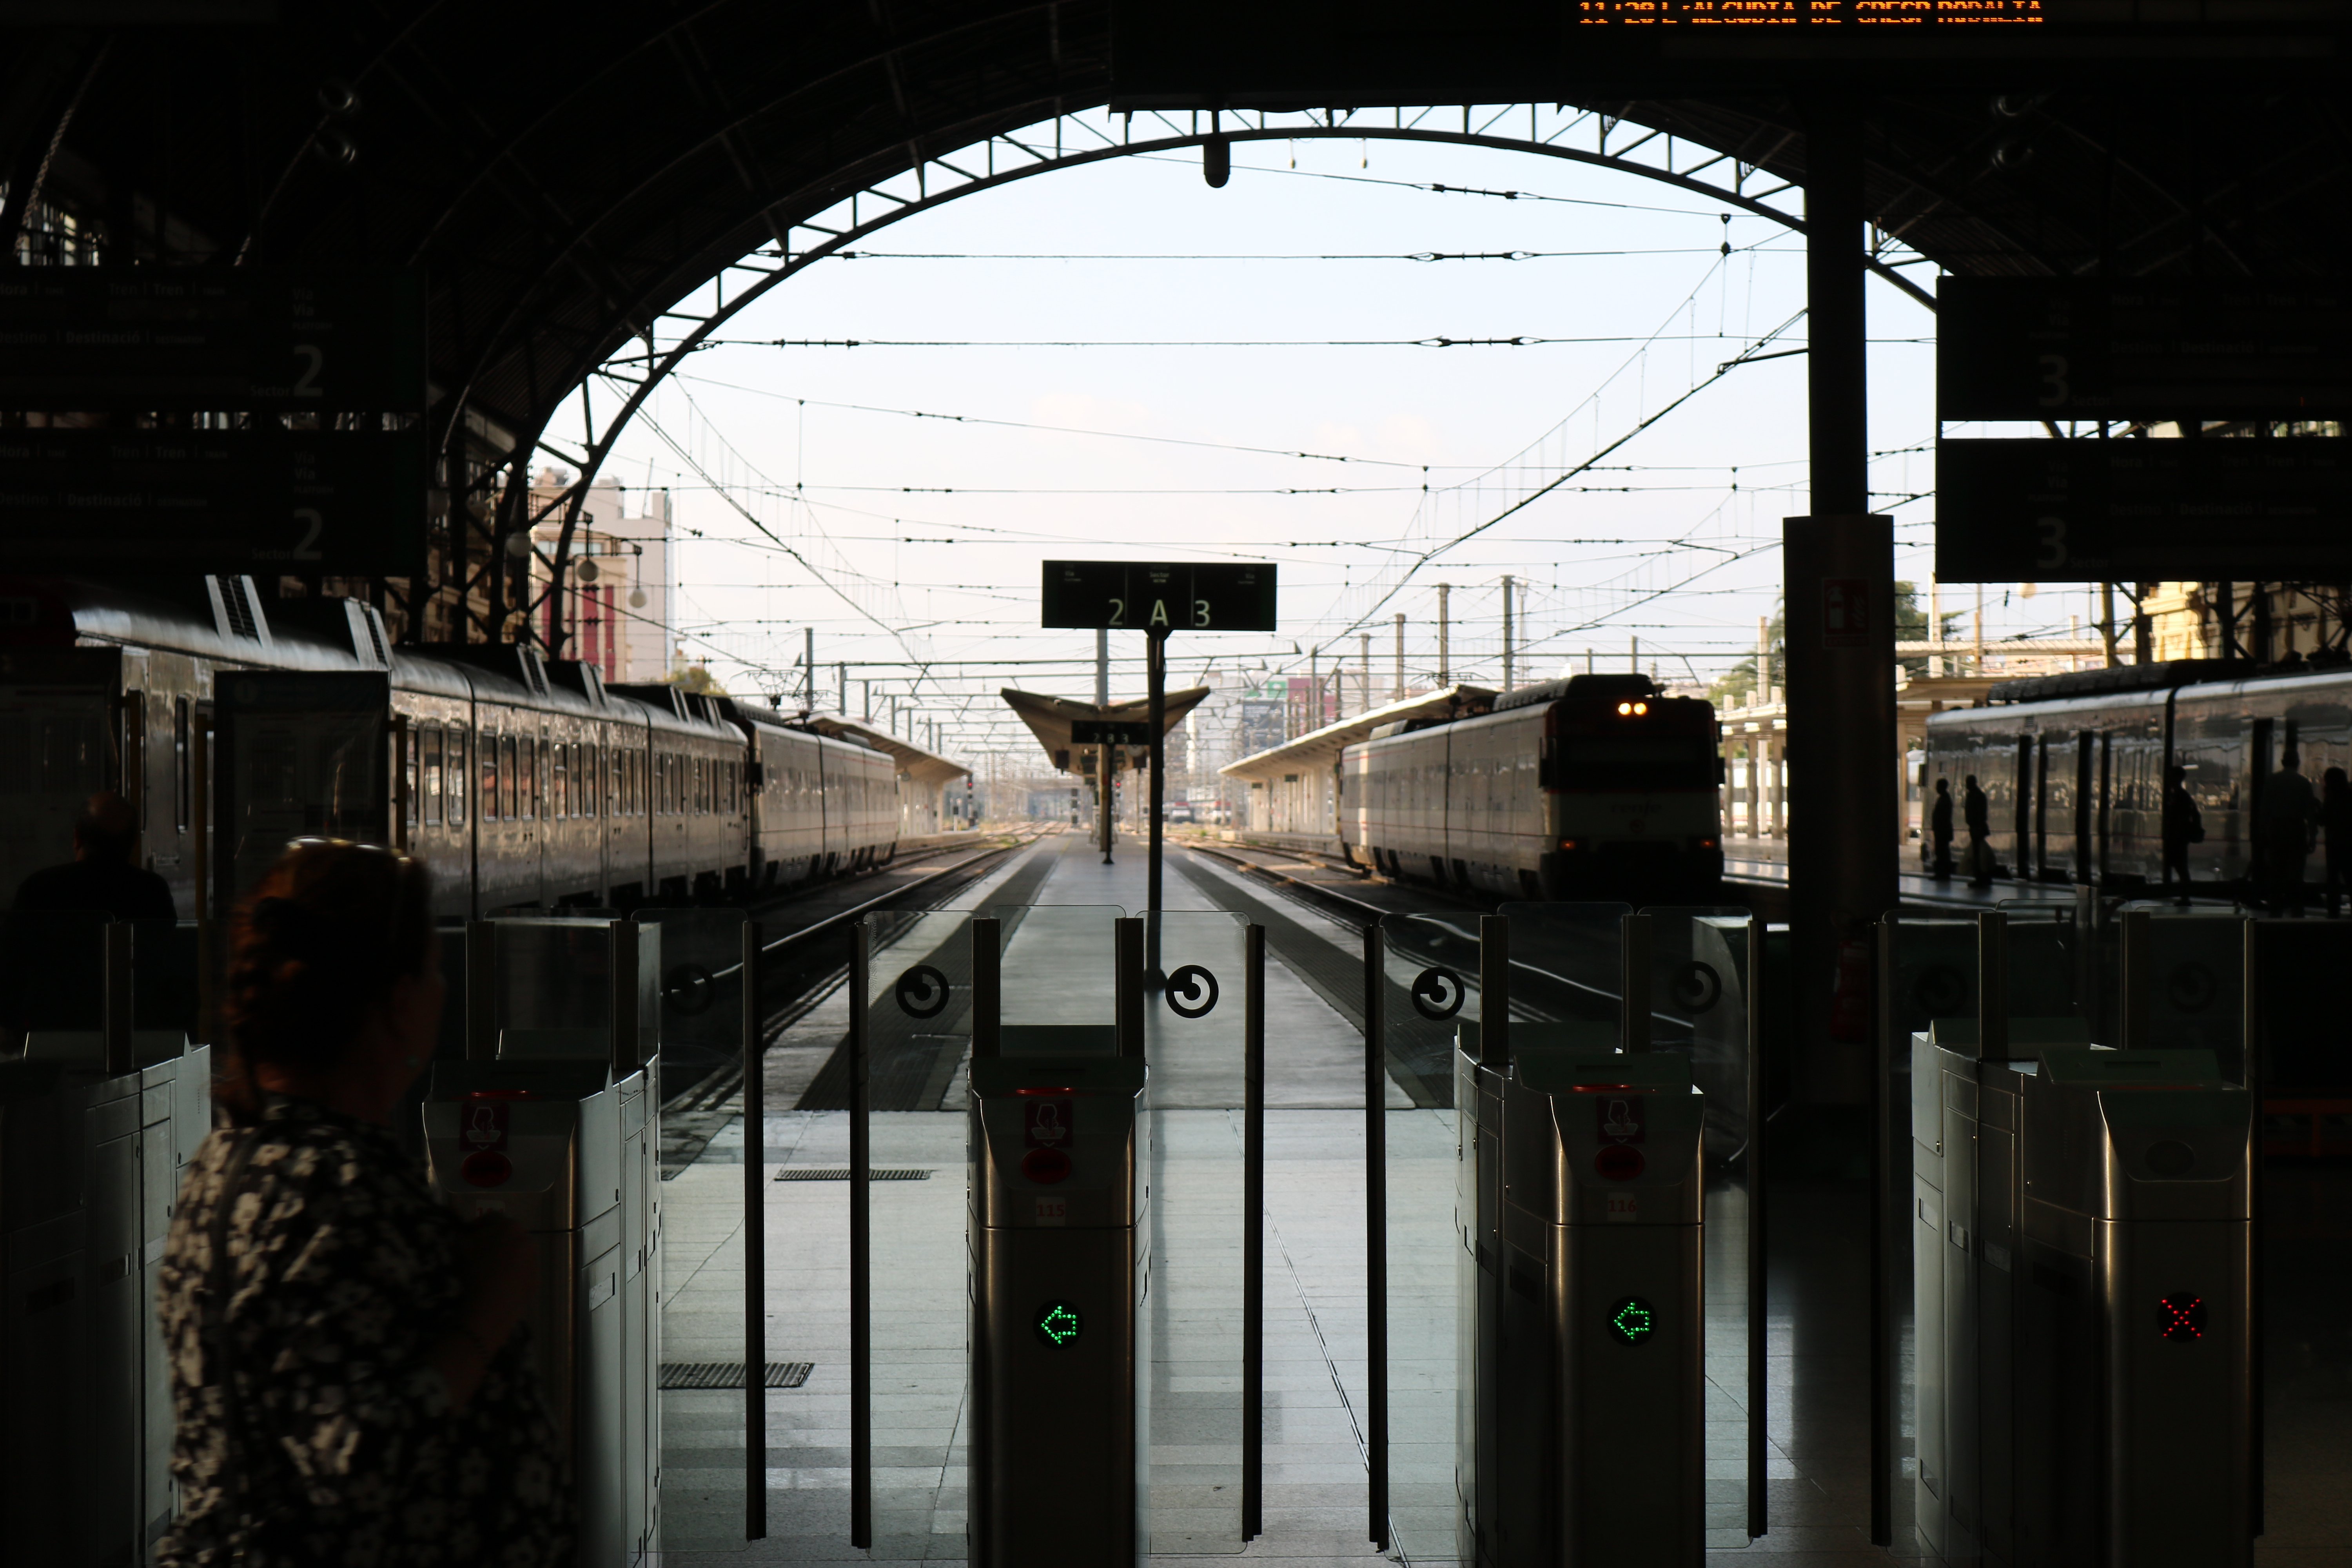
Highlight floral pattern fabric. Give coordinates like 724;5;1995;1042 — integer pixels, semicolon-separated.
156;1097;573;1568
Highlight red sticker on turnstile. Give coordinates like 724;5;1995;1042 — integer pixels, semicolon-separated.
463;1096;512;1153
460;1096;514;1188
1024;1098;1074;1150
1597;1096;1645;1145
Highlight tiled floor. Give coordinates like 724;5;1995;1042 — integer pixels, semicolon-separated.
649;833;2352;1568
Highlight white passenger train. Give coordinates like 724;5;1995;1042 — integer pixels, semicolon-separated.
0;575;911;920
1339;673;1724;901
1924;658;2352;892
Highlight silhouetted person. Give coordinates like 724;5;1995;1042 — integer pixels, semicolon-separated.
2162;765;2201;906
2259;748;2319;916
1929;778;1955;880
1962;774;1993;888
2323;766;2352;918
4;792;176;1045
11;791;175;922
157;841;570;1568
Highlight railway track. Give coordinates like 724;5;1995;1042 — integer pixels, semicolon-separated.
655;828;1054;1161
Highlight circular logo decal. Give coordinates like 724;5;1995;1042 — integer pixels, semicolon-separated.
1164;964;1220;1020
663;963;715;1016
1410;966;1466;1021
2166;961;2217;1014
895;964;950;1019
1669;961;1721;1013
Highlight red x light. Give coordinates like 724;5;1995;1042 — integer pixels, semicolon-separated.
2157;1294;2206;1341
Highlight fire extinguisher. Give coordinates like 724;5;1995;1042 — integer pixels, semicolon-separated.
1830;936;1873;1044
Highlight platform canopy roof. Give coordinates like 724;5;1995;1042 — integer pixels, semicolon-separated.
1221;684;1497;785
1001;686;1210;774
802;712;969;790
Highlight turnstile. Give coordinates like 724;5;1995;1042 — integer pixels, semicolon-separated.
424;917;662;1568
1459;1036;1707;1568
425;1051;657;1566
1912;1030;2254;1568
1;1027;209;1566
967;1052;1149;1567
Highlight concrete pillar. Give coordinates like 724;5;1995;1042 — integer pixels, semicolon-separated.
1393;613;1405;701
1746;738;1763;841
1501;574;1515;692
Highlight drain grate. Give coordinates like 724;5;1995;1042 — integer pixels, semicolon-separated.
774;1167;931;1181
660;1361;813;1390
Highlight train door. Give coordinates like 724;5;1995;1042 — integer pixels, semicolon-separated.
2029;736;2049;879
2073;732;2094;884
2094;733;2113;886
2012;736;2034;876
213;672;393;920
2249;717;2276;886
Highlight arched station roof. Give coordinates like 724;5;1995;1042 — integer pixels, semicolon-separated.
5;4;2343;625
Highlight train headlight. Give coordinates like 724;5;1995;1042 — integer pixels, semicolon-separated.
1616;702;1632;715
1616;701;1649;716
1633;702;1648;715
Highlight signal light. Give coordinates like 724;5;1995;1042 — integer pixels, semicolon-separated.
1035;1300;1083;1347
1617;702;1632;715
2157;1294;2205;1341
1633;701;1648;715
1608;1296;1657;1346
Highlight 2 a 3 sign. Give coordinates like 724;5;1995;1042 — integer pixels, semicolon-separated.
1040;560;1278;633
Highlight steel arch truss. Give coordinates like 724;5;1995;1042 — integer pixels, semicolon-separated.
518;101;1937;652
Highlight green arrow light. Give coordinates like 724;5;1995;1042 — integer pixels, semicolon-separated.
1609;1296;1656;1346
1034;1300;1083;1347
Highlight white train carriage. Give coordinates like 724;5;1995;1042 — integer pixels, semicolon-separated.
724;700;900;888
1340;673;1723;902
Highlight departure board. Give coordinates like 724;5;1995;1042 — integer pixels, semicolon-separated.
1109;0;2344;103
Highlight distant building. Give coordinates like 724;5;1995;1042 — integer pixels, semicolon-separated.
527;474;675;682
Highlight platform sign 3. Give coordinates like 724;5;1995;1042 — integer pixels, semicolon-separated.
1040;561;1277;633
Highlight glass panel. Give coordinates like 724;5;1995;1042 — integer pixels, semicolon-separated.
1142;909;1249;1555
2129;911;2249;1083
1880;915;1980;1558
1643;907;1759;1548
1998;905;2091;1043
214;674;388;915
1379;909;1483;1568
988;903;1122;1050
421;916;666;1568
861;908;976;1559
1501;901;1630;1050
1;908;111;1042
630;907;747;1558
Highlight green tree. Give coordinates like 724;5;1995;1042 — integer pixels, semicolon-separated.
665;661;727;695
1708;583;1965;708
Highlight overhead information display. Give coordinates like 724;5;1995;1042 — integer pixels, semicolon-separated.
0;428;428;577
1069;720;1157;746
1934;436;2352;583
1109;0;2342;103
0;270;426;412
1938;278;2352;421
1041;561;1278;633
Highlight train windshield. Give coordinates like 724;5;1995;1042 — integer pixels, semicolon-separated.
1557;733;1715;791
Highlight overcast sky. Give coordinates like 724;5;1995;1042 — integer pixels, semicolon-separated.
584;125;2099;763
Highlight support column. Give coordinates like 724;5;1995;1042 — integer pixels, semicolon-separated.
1786;93;1894;1108
1746;738;1763;841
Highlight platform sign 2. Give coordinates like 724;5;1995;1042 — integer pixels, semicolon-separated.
1041;561;1277;633
0;269;427;413
1934;435;2352;583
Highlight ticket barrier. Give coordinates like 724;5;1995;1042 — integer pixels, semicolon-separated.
1912;1026;2254;1568
1377;905;1760;1568
967;1051;1150;1568
1458;1033;1706;1568
423;919;661;1568
2;1023;209;1565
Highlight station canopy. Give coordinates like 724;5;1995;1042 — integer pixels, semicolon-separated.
803;712;969;791
1001;686;1210;775
1221;684;1496;787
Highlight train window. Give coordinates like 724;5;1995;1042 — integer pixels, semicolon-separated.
499;735;517;821
483;733;501;821
532;739;546;821
553;742;568;819
403;726;419;828
423;727;443;826
446;731;465;826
